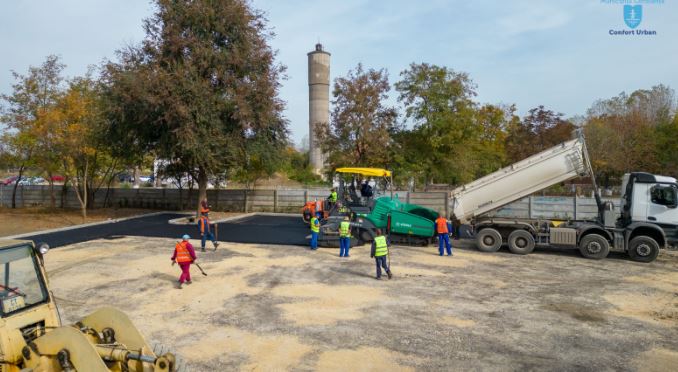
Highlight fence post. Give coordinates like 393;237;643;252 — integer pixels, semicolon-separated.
273;189;278;213
528;196;533;219
406;192;410;204
573;197;578;220
304;189;308;203
443;192;449;218
243;189;248;213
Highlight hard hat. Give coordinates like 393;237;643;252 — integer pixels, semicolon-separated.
182;234;190;240
344;216;349;221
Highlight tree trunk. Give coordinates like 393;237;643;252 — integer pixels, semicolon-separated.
47;172;56;208
196;166;208;218
133;165;140;189
11;164;25;209
72;160;89;221
61;176;69;208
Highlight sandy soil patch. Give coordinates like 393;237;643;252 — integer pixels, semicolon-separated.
603;292;677;326
272;284;383;326
602;269;678;326
315;347;414;372
633;348;678;372
441;316;476;328
407;249;504;268
181;327;313;371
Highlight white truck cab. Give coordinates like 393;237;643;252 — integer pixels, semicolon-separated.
621;172;678;247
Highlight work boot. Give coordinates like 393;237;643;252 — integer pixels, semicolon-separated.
186;280;192;285
214;242;220;251
375;276;382;280
387;270;392;279
177;282;183;289
201;247;206;252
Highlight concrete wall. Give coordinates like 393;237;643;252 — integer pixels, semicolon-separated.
0;185;615;220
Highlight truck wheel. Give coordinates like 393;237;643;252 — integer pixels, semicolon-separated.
476;228;502;252
628;236;660;263
578;234;610;259
507;230;535;255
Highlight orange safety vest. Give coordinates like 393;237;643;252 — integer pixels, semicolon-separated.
199;217;211;233
436;217;449;234
175;241;192;263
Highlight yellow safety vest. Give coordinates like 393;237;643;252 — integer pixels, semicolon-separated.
374;236;388;257
310;217;320;233
330;191;337;202
339;221;351;237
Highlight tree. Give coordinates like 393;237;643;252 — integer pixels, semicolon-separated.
584;85;676;182
0;55;65;208
317;64;398;171
656;114;678;176
505;105;576;164
102;0;288;215
44;76;105;219
395;63;480;185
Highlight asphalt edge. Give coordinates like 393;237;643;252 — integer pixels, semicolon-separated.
168;212;299;225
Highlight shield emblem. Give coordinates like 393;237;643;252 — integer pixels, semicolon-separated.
624;5;642;29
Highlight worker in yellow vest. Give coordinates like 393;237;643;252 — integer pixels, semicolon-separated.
339;216;352;257
327;188;338;209
370;229;392;280
310;212;321;250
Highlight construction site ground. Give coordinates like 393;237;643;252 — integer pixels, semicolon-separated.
42;223;678;371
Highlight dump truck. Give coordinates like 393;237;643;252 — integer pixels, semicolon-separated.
451;133;677;262
0;239;176;371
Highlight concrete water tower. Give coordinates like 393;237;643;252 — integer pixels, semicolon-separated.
307;43;330;175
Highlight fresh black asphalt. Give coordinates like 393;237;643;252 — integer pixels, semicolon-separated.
21;213;310;249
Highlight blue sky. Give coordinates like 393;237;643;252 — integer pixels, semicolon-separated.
1;0;676;144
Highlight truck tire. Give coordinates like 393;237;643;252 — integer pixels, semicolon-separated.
476;228;502;252
628;236;660;263
578;234;610;259
507;230;535;255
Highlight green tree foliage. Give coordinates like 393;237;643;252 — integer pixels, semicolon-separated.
317;64;398;171
505;105;575;164
102;0;287;213
280;146;324;185
394;63;513;185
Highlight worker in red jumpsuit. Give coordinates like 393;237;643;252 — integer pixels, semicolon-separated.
172;234;196;289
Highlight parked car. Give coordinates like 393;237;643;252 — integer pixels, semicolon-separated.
49;175;65;182
18;177;36;186
1;176;19;186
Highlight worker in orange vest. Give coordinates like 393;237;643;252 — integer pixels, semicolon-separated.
198;211;219;252
171;234;197;288
435;212;452;256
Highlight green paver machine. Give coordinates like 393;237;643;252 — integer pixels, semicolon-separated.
318;168;438;246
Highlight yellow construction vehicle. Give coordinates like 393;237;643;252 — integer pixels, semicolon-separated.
0;239;175;371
